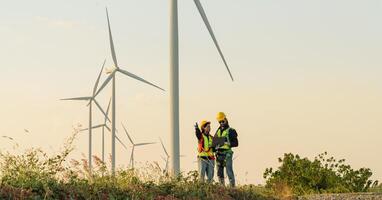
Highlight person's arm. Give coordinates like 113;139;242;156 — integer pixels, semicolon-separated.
195;123;202;140
228;129;238;147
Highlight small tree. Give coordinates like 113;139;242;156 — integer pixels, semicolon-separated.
263;152;375;195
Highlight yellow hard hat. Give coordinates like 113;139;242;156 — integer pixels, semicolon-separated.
200;120;211;129
216;112;227;121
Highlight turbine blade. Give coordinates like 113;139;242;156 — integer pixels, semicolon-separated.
121;123;134;145
105;124;111;132
105;98;112;119
106;8;118;68
94;99;111;123
103;98;112;125
95;74;113;97
103;126;127;149
159;137;169;157
91;124;105;129
118;69;165;91
115;135;128;150
79;124;105;132
135;142;156;146
79;128;89;132
60;97;92;101
93;59;107;95
193;0;234;81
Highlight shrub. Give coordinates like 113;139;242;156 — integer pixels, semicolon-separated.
263;152;376;195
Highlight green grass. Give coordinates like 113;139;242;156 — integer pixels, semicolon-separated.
1;131;380;199
0;132;275;200
369;185;382;194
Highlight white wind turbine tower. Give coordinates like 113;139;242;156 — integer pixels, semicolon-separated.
61;60;110;170
169;0;234;175
122;123;156;169
95;8;165;174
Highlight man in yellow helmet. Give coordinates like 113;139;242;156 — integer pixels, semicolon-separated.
213;112;238;187
195;120;215;182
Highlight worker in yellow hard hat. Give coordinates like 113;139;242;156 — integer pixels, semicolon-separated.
213;112;238;187
195;120;215;182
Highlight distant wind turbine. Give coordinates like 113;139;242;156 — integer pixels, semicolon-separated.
61;59;110;170
95;8;165;174
121;123;156;169
79;121;128;162
159;137;185;173
169;0;234;175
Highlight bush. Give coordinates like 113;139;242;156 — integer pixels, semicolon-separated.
263;152;376;195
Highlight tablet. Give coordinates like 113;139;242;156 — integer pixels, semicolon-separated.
212;136;226;148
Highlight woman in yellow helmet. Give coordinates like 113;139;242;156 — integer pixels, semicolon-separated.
195;120;215;182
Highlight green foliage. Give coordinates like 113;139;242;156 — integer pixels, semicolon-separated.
0;133;272;200
263;152;376;195
2;131;378;199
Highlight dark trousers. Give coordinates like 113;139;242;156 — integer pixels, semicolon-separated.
216;152;235;187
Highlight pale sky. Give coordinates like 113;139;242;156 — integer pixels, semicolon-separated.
1;0;381;184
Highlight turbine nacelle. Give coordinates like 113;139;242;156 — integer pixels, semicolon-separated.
105;66;118;74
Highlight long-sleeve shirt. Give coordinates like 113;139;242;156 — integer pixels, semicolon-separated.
195;127;203;140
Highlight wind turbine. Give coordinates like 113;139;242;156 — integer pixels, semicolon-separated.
169;0;234;175
79;119;128;163
61;59;110;170
159;137;185;173
95;8;165;174
121;123;156;169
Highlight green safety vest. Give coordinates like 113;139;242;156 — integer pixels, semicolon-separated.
216;127;233;153
198;134;214;157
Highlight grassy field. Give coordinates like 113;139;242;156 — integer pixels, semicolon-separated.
0;132;380;199
0;133;277;200
369;184;382;194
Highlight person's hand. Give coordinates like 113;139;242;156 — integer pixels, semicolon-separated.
195;123;201;135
